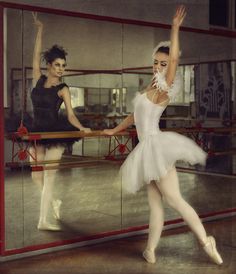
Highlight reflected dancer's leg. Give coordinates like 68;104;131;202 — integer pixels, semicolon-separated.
29;145;45;191
38;145;64;231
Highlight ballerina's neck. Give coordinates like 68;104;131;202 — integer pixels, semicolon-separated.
44;79;61;88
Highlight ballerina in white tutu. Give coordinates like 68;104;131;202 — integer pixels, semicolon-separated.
104;5;223;265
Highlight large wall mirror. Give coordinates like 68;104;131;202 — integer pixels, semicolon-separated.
2;4;236;256
4;8;124;251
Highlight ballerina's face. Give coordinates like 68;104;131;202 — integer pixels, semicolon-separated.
47;58;67;78
153;52;169;75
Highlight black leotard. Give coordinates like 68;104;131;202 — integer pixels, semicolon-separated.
30;75;79;147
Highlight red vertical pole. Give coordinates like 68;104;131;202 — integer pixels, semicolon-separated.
0;5;5;255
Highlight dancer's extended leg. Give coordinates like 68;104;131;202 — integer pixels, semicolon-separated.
156;167;222;265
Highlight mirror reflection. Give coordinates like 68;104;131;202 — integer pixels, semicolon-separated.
4;9;124;249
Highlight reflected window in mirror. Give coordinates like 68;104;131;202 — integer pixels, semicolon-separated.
170;65;195;106
60;87;85;109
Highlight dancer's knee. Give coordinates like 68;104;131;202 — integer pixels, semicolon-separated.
164;194;185;211
147;183;163;211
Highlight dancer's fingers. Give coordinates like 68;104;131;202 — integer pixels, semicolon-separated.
32;12;37;21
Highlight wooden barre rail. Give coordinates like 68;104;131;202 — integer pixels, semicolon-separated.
5;159;111;168
6;147;236;167
5;147;236;171
5;130;136;140
5;127;236;141
5;127;236;171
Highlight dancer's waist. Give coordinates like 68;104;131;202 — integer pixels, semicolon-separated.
138;129;160;141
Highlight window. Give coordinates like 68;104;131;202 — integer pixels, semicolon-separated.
170;65;195;105
209;0;229;27
235;0;236;28
60;87;84;109
232;61;235;102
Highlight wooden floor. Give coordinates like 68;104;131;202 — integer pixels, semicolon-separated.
0;217;235;274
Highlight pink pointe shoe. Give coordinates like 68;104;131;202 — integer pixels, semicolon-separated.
143;249;156;264
203;236;223;265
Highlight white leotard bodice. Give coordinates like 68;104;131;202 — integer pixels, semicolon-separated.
134;93;166;141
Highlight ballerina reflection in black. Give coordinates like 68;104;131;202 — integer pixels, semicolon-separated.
30;12;91;231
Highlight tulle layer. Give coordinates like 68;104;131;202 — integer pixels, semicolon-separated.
120;131;207;194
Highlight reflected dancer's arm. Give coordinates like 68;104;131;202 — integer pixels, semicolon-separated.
32;12;43;85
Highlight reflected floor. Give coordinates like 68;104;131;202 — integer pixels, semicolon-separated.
4;163;236;251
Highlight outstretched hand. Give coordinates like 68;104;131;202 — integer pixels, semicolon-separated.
173;5;186;28
103;129;115;136
32;12;43;29
80;127;92;133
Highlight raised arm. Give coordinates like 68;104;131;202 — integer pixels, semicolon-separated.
165;5;186;86
103;114;134;135
32;12;43;85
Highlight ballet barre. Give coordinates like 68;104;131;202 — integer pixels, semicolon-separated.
14;130;136;140
5;130;137;168
5;127;236;171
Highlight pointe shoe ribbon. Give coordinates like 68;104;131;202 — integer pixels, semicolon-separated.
203;236;223;265
143;249;156;264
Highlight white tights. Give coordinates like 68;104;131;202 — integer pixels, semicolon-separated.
146;167;208;252
30;145;64;225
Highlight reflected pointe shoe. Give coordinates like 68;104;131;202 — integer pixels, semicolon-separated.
143;249;156;264
52;199;62;220
203;236;223;265
37;221;62;231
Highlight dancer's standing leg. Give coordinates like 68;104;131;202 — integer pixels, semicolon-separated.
29;145;45;191
37;145;64;230
143;181;164;263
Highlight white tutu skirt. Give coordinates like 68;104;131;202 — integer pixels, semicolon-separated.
121;131;207;194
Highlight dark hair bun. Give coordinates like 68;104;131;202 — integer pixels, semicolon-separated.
157;46;169;55
42;45;67;64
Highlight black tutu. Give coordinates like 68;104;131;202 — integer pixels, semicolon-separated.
5;111;81;149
